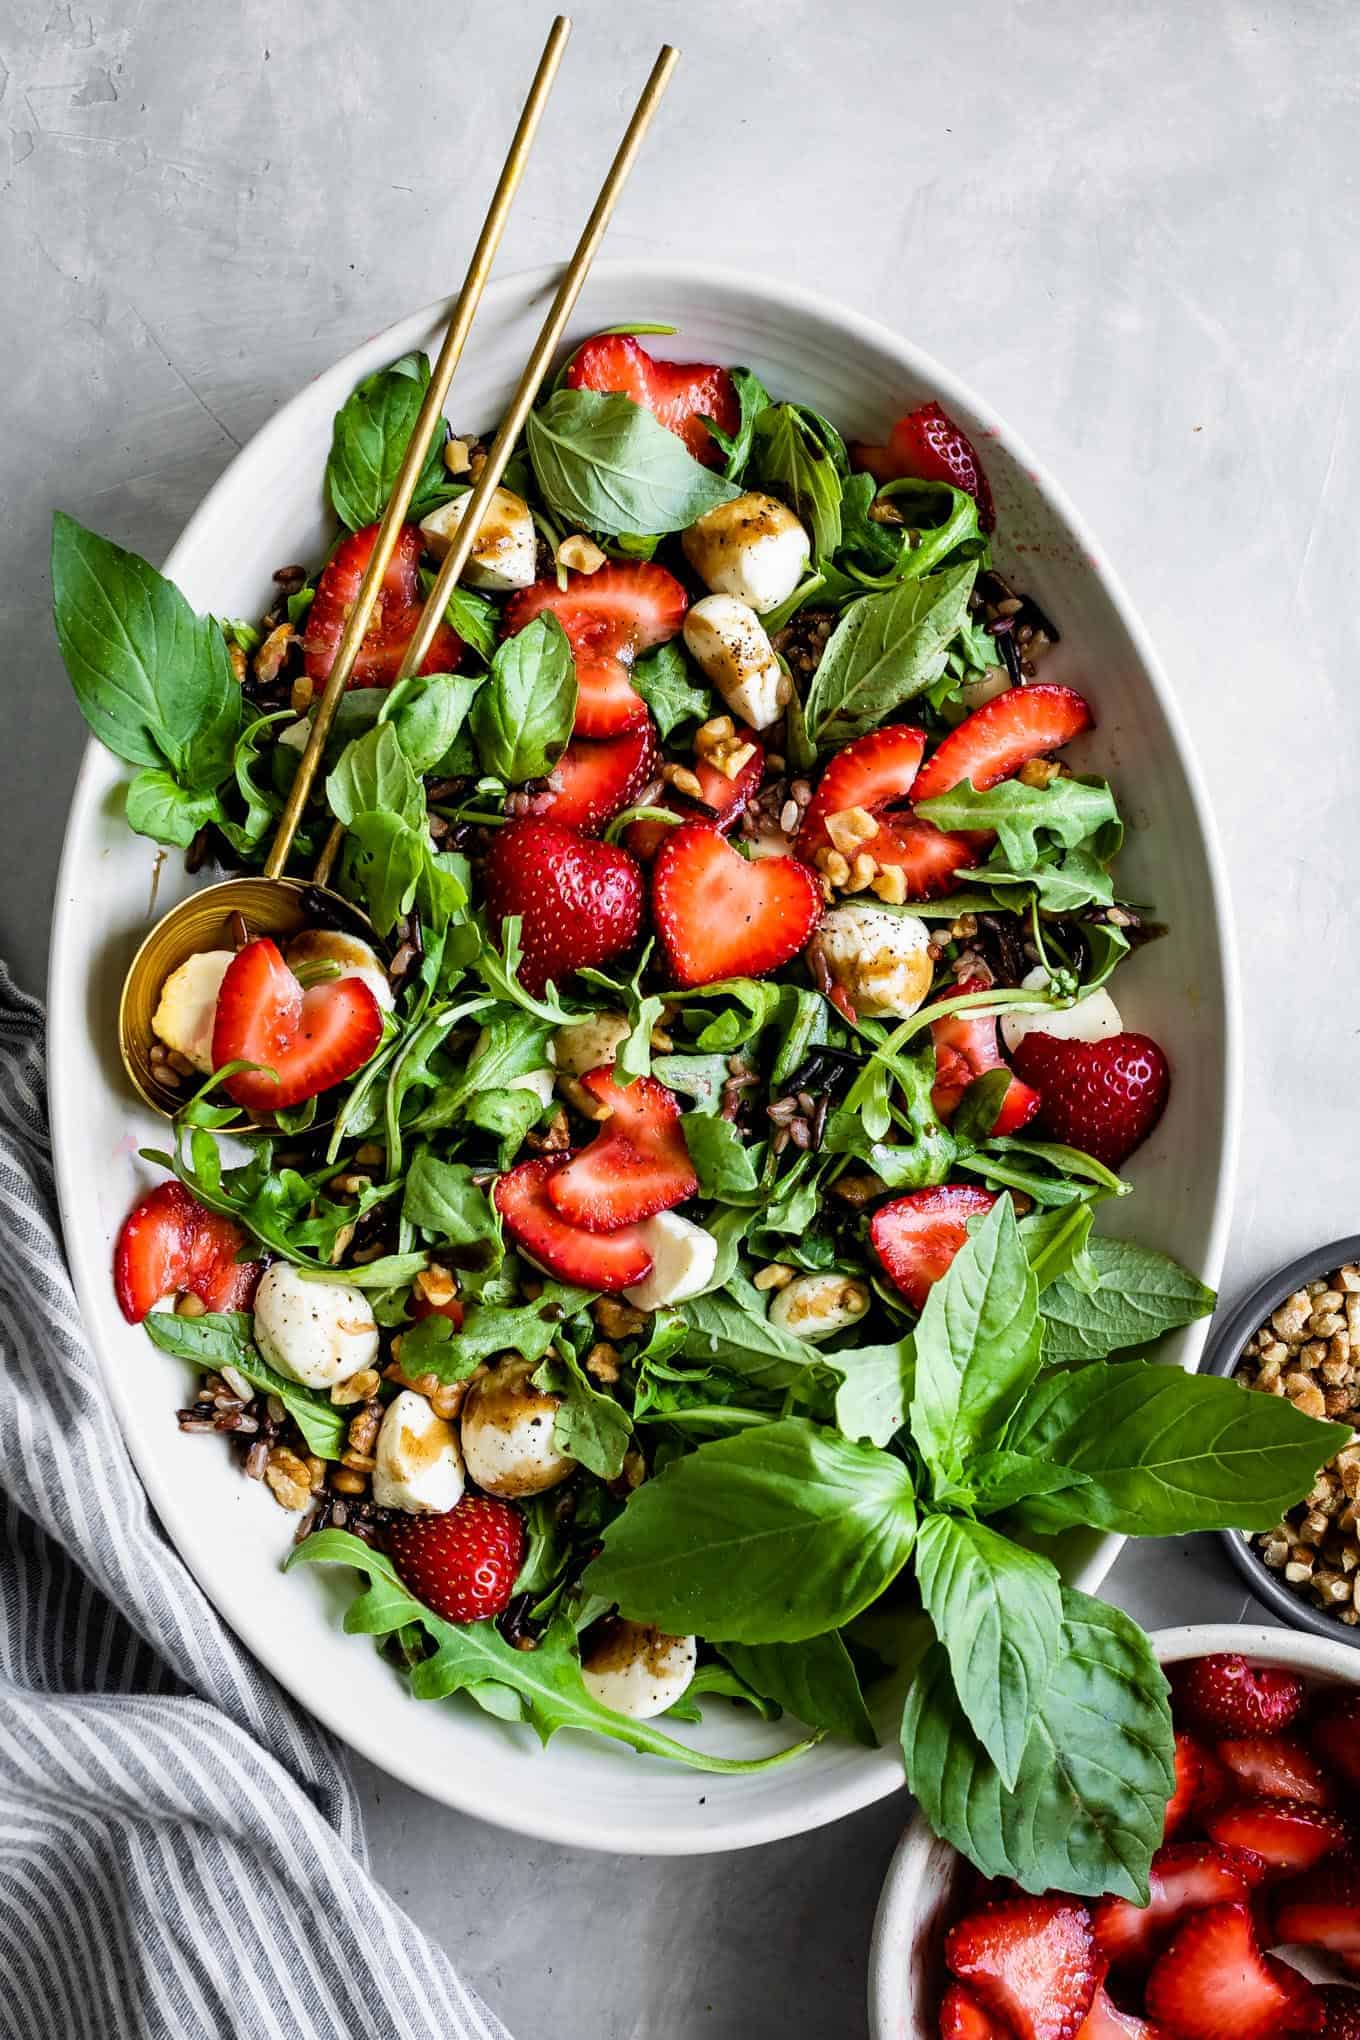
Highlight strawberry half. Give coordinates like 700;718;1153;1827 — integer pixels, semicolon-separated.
1076;1977;1172;2039
383;1497;525;1624
911;684;1094;804
526;718;659;834
932;978;1042;1136
495;1156;653;1293
1205;1799;1351;1874
1317;1989;1360;2040
1313;1696;1360;1790
1009;1032;1171;1171
940;1982;1013;2039
504;562;687;739
547;1068;698;1231
625;730;764;861
1273;1863;1360;1958
211;937;384;1112
303;523;461;688
1092;1843;1264;1976
1218;1737;1333;1809
794;724;979;900
1144;1902;1323;2040
1172;1656;1307;1738
652;822;821;987
870;1185;999;1313
565;332;740;467
852;400;997;531
945;1895;1099;2040
483;818;645;997
114;1180;261;1324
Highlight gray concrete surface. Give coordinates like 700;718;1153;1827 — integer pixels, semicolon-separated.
3;1;1357;2032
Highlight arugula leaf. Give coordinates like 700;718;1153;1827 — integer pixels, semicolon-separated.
463;1086;544;1167
1002;1359;1349;1536
910;1198;1041;1488
837;476;983;589
470;614;576;784
535;1344;631;1480
803;563;977;748
916;777;1122;871
326;352;444;530
142;1309;345;1458
902;1589;1174;1901
527;389;740;536
914;1513;1064;1790
679;1288;822;1390
402;1151;502;1273
721;1633;877;1747
750;403;845;559
703;365;772;479
650;1053;730;1114
680;1113;761;1201
672;978;782;1051
339;809;428;936
631;641;711;736
399;1281;598;1383
586;1417;916;1643
832;1337;915;1449
1041;1236;1216;1361
327;722;425;829
125;770;224;849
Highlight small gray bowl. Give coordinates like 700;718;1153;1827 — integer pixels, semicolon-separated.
1202;1234;1360;1645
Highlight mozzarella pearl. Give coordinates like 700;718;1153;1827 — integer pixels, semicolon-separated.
472;1026;554;1107
371;1389;465;1514
419;486;537;592
151;949;234;1074
818;904;933;1020
768;1271;870;1341
253;1261;379;1390
622;1212;719;1311
459;1356;575;1498
549;1011;630;1077
580;1617;697;1720
285;928;394;1014
1000;966;1124;1054
681;492;811;614
953;666;1012;716
682;594;786;731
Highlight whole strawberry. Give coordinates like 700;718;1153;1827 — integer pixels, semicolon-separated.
383;1496;526;1625
1009;1029;1170;1169
483;817;644;996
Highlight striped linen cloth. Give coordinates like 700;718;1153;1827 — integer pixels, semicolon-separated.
0;966;510;2040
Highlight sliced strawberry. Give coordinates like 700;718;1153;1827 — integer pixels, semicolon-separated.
1218;1738;1333;1809
114;1180;261;1325
547;1069;698;1231
1273;1863;1360;1958
1313;1696;1360;1790
870;1185;999;1312
1317;1987;1360;2038
1075;1978;1171;2040
851;400;996;531
940;1982;1014;2039
1205;1800;1350;1874
1010;1031;1171;1171
526;719;659;834
211;937;384;1112
1144;1903;1323;2040
494;1156;653;1293
483;818;645;997
1172;1656;1306;1738
911;685;1094;804
1164;1733;1211;1840
504;562;687;739
303;522;461;688
625;730;764;861
945;1895;1099;2040
383;1497;524;1624
794;725;979;900
931;978;1041;1136
652;822;821;987
564;332;740;467
1093;1843;1263;1976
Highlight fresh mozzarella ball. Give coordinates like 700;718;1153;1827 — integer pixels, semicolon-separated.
682;595;786;731
459;1356;575;1498
768;1271;870;1341
151;949;234;1074
286;928;394;1014
254;1261;379;1390
1000;966;1124;1054
472;1026;554;1108
622;1213;719;1310
953;666;1011;716
371;1389;465;1514
549;1011;630;1077
580;1617;697;1720
681;492;811;614
419;486;537;592
818;904;933;1020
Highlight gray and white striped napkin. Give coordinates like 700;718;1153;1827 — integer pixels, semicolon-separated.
0;966;510;2040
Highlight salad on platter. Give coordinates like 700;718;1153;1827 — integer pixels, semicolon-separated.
52;324;1345;1889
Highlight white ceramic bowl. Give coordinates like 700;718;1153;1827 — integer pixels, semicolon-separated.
869;1624;1360;2039
48;261;1239;1853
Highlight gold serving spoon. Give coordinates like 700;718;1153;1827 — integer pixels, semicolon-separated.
120;30;680;1119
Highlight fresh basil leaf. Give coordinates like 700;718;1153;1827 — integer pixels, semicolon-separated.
917;777;1122;871
402;1151;502;1271
902;1589;1174;1901
703;365;772;479
52;513;240;782
527;388;740;537
680;1112;760;1202
470;614;576;784
339;809;427;936
947;1067;1014;1149
750;403;845;559
326;351;444;531
387;672;483;775
125;769;224;849
586;1417;917;1643
327;723;424;829
631;640;712;736
679;1289;821;1390
910;1197;1041;1488
535;1344;631;1480
443;584;499;666
803;563;977;748
1020;1202;1096;1290
914;1513;1064;1790
1041;1236;1217;1361
831;1337;915;1448
967;1451;1094;1516
838;476;982;588
721;1632;876;1746
142;1309;345;1458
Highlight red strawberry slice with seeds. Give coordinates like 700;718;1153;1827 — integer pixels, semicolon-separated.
383;1497;525;1625
483;818;645;997
1075;1978;1172;2040
911;684;1094;804
1093;1843;1264;1976
526;718;659;835
1164;1732;1212;1840
1144;1902;1323;2040
1273;1862;1360;1958
1172;1655;1306;1738
944;1895;1099;2040
304;522;461;688
794;725;980;900
870;1185;1000;1313
1009;1031;1171;1171
504;562;687;739
547;1068;698;1232
565;332;740;468
625;730;764;861
1313;1696;1360;1790
931;977;1042;1136
652;822;821;987
1218;1737;1333;1809
852;400;997;531
1205;1799;1351;1874
495;1156;653;1293
1317;1988;1360;2040
212;937;384;1112
114;1180;261;1324
940;1982;1014;2039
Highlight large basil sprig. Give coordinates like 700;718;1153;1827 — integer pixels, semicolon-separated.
526;388;740;536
